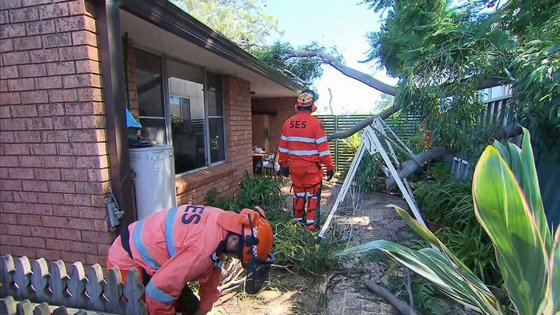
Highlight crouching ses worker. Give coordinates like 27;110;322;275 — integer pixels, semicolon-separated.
107;205;274;315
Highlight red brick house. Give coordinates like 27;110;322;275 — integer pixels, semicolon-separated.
0;0;298;265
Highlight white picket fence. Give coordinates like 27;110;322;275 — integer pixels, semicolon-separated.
0;255;147;315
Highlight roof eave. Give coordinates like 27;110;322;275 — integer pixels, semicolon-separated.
119;0;302;94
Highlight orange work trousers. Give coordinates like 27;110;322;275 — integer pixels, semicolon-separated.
290;164;323;229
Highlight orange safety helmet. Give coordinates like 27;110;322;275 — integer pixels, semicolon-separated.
294;89;317;113
217;206;274;294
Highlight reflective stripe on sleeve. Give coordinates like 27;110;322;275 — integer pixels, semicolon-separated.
146;281;175;304
164;207;178;258
315;136;327;144
319;150;331;157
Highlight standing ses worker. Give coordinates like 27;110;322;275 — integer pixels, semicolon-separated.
278;90;334;231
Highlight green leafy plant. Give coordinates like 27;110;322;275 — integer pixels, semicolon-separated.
203;188;239;212
237;175;284;220
273;221;339;275
416;176;475;231
340;128;559;315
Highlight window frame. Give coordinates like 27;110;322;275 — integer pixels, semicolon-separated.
205;71;227;167
135;47;170;145
150;54;226;176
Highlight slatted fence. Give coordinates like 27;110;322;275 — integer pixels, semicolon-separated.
0;255;147;315
316;113;420;173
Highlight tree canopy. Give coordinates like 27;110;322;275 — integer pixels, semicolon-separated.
363;0;560;159
170;0;327;90
170;0;281;50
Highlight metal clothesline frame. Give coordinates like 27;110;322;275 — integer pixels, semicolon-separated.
317;117;427;245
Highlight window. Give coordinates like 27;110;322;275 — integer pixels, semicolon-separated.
135;50;226;174
206;72;225;163
134;49;167;144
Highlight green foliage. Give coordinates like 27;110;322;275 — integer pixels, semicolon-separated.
204;188;239;212
435;227;496;284
356;154;385;194
426;162;450;180
170;0;280;50
203;176;338;277
416;176;476;231
362;0;560;160
341;129;560;315
273;221;339;275
416;165;498;283
251;41;339;87
237;175;283;217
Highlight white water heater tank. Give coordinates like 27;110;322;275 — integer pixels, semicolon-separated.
129;145;177;219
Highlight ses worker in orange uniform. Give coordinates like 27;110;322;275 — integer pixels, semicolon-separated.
279;90;334;231
107;206;274;315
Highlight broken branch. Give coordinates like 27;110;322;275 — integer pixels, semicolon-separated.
365;280;417;315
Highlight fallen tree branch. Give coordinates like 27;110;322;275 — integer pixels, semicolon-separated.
385;124;523;189
405;269;415;314
365;280;417;315
385;147;448;190
286;51;398;96
328;104;401;141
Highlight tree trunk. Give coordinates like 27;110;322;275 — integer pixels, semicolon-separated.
327;104;401;141
385;125;523;189
385;147;448;189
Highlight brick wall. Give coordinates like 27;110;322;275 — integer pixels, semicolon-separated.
0;0;113;266
252;97;296;151
224;76;253;184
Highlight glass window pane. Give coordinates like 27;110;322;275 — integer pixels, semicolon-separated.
138;118;166;144
135;49;164;117
206;72;223;116
167;59;204;84
209;117;225;163
170;80;207;174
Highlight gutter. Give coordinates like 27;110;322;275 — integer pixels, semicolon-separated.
118;0;302;93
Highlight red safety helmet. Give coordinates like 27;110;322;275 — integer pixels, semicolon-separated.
217;206;274;294
294;89;317;113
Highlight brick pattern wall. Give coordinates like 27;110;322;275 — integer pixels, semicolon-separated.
224;75;253;184
252;97;296;152
176;169;235;205
0;0;113;266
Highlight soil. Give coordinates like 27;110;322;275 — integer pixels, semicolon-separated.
209;181;465;315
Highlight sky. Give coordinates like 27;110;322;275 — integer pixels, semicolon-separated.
264;0;398;115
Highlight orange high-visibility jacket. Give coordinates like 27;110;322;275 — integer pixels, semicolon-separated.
107;206;233;315
278;111;334;170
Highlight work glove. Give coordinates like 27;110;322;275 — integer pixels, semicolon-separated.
281;167;290;177
326;170;334;181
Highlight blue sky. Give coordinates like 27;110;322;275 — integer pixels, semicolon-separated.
265;0;398;114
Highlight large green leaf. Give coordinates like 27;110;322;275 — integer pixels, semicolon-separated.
492;129;551;251
472;146;549;315
519;128;551;252
339;240;503;315
390;205;494;297
547;229;560;315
